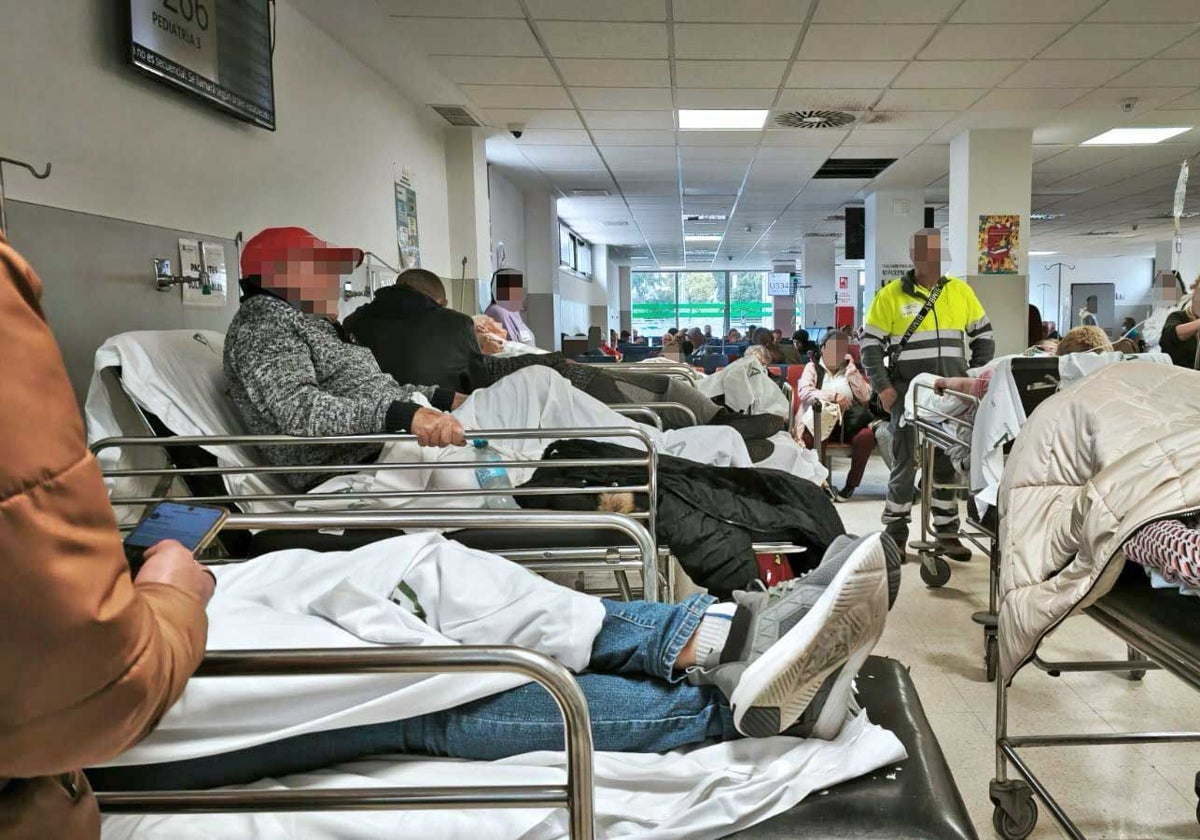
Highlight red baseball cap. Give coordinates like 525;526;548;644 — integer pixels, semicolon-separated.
240;227;364;278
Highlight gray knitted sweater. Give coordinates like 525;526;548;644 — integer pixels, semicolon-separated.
224;290;453;490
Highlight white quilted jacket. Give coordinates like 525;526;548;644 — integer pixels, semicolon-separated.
997;363;1200;682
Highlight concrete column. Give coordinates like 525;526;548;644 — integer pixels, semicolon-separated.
802;240;836;331
949;129;1032;357
443;128;491;314
522;188;560;350
865;188;925;310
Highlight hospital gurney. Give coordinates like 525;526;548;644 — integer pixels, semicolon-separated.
95;511;599;839
94;362;810;600
991;564;1200;840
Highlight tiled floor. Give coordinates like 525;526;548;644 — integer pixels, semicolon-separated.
834;456;1200;840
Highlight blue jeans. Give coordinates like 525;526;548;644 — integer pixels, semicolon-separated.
87;594;737;791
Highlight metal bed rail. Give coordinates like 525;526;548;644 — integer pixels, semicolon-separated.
610;402;699;428
96;646;596;838
94;426;662;600
577;361;700;382
210;510;658;603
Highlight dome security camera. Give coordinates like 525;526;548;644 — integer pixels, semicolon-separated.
508;123;526;139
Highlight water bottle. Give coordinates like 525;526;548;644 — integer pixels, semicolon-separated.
472;440;520;510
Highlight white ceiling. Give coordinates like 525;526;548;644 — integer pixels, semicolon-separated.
294;0;1200;267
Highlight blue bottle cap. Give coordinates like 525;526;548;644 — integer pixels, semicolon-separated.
472;439;488;449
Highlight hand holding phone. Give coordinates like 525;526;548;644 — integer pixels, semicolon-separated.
135;540;216;607
124;502;227;576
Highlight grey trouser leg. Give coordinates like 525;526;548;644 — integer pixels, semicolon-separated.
881;397;960;533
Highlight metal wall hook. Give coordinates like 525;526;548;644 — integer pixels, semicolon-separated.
0;156;53;234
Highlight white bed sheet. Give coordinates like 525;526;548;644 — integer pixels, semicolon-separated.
101;712;902;840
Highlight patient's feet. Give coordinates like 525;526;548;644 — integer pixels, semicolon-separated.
707;408;785;441
689;533;891;739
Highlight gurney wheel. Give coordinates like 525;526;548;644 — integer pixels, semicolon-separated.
920;556;951;588
990;780;1038;840
985;634;998;683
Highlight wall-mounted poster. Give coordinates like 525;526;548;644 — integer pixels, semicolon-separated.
978;214;1019;274
395;171;420;268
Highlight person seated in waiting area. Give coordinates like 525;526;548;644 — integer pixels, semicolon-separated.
752;327;785;364
797;332;875;502
619;329;632;344
1119;317;1145;352
484;268;536;345
793;329;815;360
600;329;622;360
0;229;214;838
727;328;742;343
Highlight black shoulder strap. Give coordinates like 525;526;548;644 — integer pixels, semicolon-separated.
814;361;825;389
895;278;947;353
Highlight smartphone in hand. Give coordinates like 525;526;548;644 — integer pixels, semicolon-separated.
124;502;228;576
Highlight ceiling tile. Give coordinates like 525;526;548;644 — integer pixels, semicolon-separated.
786;61;906;88
813;0;959;23
775;89;883;110
675;0;814;22
427;56;557;86
1066;86;1198;109
680;147;758;163
842;128;931;146
1159;89;1200;108
798;25;936;60
520;146;606;168
675;60;788;87
591;129;678;145
1039;24;1186;59
677;131;764;146
675;88;778;108
511;129;593;145
1000;59;1139;87
876;88;988;110
484;109;584;129
572;88;674;109
379;0;522;16
761;129;850;148
525;0;665;19
539;22;668;58
462;85;571;108
971;88;1092;110
950;0;1102;22
390;18;541;55
858;111;954;130
1161;32;1200;58
1085;0;1200;21
834;144;920;158
920;24;1072;59
557;59;671;87
891;60;1024;87
582;110;676;129
600;147;680;167
674;24;804;59
1106;60;1200;87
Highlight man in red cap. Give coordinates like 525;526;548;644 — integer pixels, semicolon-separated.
225;227;466;491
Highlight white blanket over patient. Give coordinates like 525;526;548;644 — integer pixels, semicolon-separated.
98;534;905;839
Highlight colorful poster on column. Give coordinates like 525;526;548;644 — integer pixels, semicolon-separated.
978;214;1019;274
395;172;421;268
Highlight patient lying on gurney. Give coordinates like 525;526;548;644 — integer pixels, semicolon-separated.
224;227;801;492
344;268;749;436
88;530;901;791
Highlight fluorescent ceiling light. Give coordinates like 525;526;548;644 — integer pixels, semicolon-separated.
1029;250;1058;256
684;213;728;222
685;234;723;241
1081;127;1191;146
678;109;768;131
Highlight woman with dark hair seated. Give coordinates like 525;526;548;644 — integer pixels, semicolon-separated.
793;329;815;359
797;332;875;502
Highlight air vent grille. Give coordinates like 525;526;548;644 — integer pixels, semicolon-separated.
683;213;728;222
804;232;841;238
430;104;481;127
812;158;896;179
571;188;611;197
774;110;857;129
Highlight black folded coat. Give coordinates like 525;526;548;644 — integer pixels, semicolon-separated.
515;439;845;598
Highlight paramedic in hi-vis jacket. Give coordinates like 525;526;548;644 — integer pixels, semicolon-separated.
859;228;995;561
